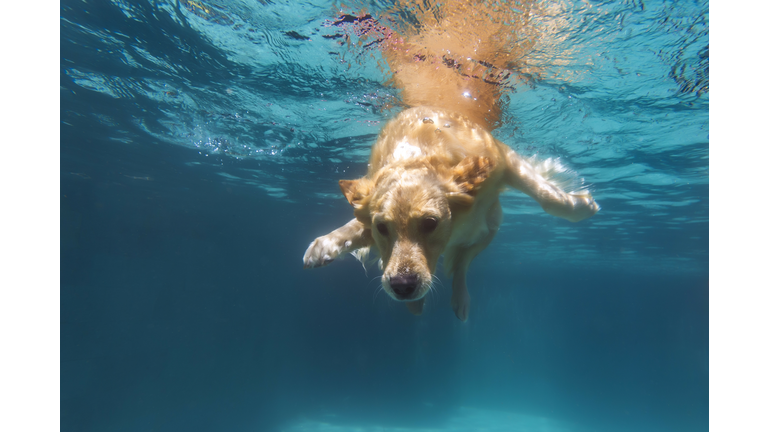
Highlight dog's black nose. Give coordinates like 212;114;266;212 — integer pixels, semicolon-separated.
389;274;418;297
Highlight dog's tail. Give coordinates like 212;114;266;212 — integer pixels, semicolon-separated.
381;1;539;129
337;1;539;130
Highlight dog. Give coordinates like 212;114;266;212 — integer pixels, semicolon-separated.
303;1;600;321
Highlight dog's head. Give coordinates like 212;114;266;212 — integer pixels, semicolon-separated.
339;156;494;302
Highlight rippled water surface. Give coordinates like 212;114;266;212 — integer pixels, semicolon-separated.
61;1;708;431
62;0;708;272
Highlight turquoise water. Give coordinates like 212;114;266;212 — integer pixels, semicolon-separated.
60;1;708;431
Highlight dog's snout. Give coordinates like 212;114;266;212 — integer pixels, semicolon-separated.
389;274;419;297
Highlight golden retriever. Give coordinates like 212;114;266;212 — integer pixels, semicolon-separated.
302;1;600;321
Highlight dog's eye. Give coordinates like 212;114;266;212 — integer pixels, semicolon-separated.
376;223;389;236
421;217;438;233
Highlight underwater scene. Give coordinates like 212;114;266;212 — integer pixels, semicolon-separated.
60;0;708;431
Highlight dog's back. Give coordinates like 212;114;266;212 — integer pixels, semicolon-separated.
368;106;504;174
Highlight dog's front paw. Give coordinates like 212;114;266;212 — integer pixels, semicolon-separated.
406;298;425;316
566;193;600;222
303;235;351;269
451;290;471;322
577;193;600;214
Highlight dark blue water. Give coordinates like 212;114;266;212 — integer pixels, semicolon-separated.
60;1;708;431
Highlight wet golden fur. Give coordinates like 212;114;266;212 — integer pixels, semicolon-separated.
303;1;599;321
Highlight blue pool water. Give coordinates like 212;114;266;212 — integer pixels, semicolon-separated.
60;0;708;431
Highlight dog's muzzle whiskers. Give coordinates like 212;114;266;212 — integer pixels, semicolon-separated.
428;274;444;302
368;274;394;306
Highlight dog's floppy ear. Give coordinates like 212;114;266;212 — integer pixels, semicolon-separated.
339;178;373;209
452;156;495;196
445;156;495;208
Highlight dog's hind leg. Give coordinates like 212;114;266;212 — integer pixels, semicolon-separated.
303;218;373;269
503;148;600;222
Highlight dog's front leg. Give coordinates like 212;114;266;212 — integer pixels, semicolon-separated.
303;218;373;269
451;270;471;322
504;148;600;222
406;298;425;315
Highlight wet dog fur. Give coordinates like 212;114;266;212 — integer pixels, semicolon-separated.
302;2;600;321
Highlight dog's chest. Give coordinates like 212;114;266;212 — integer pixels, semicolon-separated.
449;210;491;247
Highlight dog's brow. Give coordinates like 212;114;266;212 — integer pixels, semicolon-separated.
410;207;439;217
